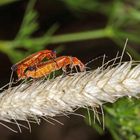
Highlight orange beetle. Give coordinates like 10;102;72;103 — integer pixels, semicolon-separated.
11;49;56;79
24;56;85;79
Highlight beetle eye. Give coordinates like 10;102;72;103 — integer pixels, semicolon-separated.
53;50;56;56
53;50;56;54
27;66;36;71
11;64;17;71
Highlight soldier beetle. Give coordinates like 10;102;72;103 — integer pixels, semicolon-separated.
11;49;56;79
24;56;85;79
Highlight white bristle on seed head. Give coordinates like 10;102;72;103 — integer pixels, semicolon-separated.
0;58;140;132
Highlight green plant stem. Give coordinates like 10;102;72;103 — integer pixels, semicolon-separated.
28;27;140;46
0;27;140;60
13;28;108;47
35;28;108;44
19;27;140;59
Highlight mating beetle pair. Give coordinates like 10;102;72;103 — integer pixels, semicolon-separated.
11;49;85;80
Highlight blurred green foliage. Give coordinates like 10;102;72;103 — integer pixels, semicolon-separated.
105;98;140;140
0;0;18;6
0;0;140;62
0;0;140;139
85;98;140;140
0;0;59;62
